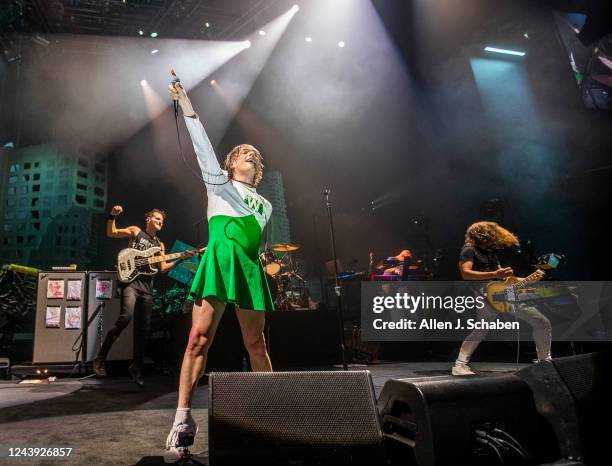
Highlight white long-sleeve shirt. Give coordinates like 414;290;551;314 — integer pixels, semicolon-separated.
184;116;272;231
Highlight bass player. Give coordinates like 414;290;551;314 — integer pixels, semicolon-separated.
93;205;195;387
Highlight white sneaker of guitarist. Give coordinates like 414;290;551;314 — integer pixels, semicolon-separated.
93;205;195;388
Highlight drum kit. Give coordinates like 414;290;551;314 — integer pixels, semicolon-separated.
262;243;309;310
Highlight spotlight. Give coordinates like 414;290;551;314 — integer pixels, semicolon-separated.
484;46;525;57
205;22;210;28
210;79;216;85
258;30;266;36
151;49;159;54
150;32;158;38
140;80;147;87
291;4;300;12
244;40;252;48
338;41;345;48
138;30;144;36
305;36;313;42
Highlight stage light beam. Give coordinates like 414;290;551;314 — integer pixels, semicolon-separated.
207;4;300;140
140;79;147;87
338;41;346;48
484;46;526;57
258;30;266;36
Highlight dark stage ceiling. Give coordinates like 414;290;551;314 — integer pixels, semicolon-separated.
1;0;292;40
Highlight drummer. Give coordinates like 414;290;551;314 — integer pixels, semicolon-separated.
383;249;412;277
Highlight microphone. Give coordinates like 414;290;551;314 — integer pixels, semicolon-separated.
323;189;330;196
170;68;181;118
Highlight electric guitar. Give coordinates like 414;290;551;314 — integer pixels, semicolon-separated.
486;270;545;313
486;253;564;313
116;246;205;283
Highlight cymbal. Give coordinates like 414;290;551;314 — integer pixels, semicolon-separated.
271;243;300;252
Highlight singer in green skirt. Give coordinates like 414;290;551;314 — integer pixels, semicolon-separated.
164;74;274;463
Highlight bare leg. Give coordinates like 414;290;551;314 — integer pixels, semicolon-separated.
177;296;225;408
236;308;272;372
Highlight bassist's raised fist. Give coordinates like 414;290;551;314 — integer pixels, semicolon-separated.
111;205;123;216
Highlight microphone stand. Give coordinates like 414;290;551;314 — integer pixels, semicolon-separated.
79;301;106;380
324;189;348;371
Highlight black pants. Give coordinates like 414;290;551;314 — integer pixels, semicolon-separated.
97;285;152;371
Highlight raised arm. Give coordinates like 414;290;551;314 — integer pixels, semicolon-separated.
106;205;140;239
168;73;227;189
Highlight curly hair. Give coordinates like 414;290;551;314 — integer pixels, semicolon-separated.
223;144;264;187
464;221;519;249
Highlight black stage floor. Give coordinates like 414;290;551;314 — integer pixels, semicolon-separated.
0;361;527;465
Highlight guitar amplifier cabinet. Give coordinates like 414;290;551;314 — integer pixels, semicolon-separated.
33;271;88;364
85;271;133;362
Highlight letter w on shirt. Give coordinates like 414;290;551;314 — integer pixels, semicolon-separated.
244;195;264;215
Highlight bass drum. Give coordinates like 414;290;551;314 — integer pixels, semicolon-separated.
264;262;281;276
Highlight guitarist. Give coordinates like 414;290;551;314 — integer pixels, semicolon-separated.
451;221;551;376
93;205;194;387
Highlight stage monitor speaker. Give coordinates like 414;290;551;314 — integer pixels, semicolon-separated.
516;351;612;465
377;375;559;466
208;370;384;465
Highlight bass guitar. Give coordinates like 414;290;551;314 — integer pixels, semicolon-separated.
117;246;205;283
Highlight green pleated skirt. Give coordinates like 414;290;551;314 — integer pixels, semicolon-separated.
189;214;274;311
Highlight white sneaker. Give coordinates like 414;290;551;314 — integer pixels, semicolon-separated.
451;361;475;376
163;422;198;464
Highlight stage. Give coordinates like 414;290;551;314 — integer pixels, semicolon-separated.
0;361;526;465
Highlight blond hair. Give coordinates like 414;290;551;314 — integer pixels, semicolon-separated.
464;221;519;249
223;144;264;187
